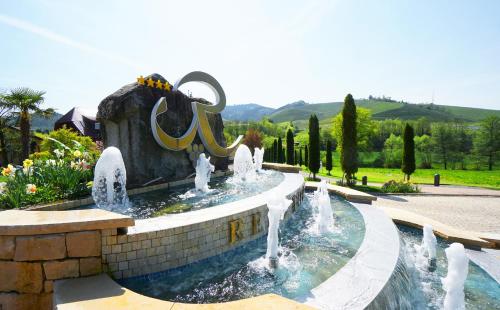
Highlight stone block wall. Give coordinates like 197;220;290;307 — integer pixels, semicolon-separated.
103;184;305;280
0;230;106;310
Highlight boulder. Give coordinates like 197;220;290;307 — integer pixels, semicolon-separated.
97;73;229;187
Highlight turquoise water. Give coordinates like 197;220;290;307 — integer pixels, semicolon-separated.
394;225;500;310
81;170;284;219
119;193;366;303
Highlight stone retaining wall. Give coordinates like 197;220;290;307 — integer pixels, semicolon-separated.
103;182;305;279
0;229;108;309
0;210;133;310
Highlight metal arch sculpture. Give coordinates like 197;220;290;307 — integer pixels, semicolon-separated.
150;71;243;157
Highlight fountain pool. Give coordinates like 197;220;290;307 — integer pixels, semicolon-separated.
116;193;500;309
81;170;284;219
119;192;366;303
395;225;500;310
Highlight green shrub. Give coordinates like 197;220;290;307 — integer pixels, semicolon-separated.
381;180;420;193
40;126;99;158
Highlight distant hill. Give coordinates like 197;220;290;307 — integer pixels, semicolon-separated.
268;99;405;123
31;112;63;132
221;103;275;121
208;98;500;125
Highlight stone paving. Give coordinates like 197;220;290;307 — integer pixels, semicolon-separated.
373;195;500;234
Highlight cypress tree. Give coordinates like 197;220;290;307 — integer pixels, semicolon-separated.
294;150;298;165
305;145;309;168
277;137;283;163
326;139;333;175
308;114;320;179
298;148;303;166
273;139;278;163
340;94;358;185
286;128;295;165
402;123;416;181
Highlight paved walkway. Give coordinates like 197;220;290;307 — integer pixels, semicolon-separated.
372;196;500;235
305;172;500;235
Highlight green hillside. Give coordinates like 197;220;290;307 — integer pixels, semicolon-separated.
269;99;404;123
269;99;500;125
440;105;500;121
223;99;499;125
372;104;461;121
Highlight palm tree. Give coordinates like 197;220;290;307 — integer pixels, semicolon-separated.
3;88;54;159
0;94;15;165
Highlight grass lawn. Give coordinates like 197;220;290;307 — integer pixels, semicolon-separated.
311;167;500;189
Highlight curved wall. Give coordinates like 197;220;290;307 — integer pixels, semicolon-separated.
101;173;305;279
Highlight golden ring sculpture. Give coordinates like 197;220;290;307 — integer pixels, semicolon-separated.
150;71;243;157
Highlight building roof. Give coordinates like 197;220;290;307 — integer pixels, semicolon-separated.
54;107;99;140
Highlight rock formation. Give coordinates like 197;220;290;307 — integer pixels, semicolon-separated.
97;73;228;187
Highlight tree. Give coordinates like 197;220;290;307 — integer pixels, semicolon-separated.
286;128;294;165
333;107;374;153
308;114;320;179
414;134;433;168
277;137;284;163
383;134;403;168
325;139;333;175
474;116;500;170
273;139;278;163
304;145;309;168
401;124;416;180
451;122;473;169
340;94;358;185
242;128;263;153
2;88;54;160
298;148;303;166
0;94;15;165
432;123;454;169
294;150;298;165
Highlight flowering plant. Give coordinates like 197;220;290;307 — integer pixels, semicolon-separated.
0;138;98;209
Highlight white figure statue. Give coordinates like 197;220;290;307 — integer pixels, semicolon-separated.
195;153;215;193
254;147;265;172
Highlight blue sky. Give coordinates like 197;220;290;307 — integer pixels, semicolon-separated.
1;0;499;114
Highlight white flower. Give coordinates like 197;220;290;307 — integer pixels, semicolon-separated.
22;167;32;175
45;159;57;166
0;182;6;195
54;149;64;158
26;184;37;194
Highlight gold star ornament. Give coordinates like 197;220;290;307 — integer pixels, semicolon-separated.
164;82;171;92
137;75;145;85
146;78;155;87
156;80;163;89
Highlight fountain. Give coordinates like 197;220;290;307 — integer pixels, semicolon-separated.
441;243;469;310
313;181;334;233
233;144;256;181
420;224;437;271
194;153;215;193
92;147;129;208
265;191;291;267
253;147;264;172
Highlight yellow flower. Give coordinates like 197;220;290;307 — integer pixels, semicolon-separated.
2;164;15;177
73;150;82;158
23;159;33;169
26;184;37;194
86;181;93;189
